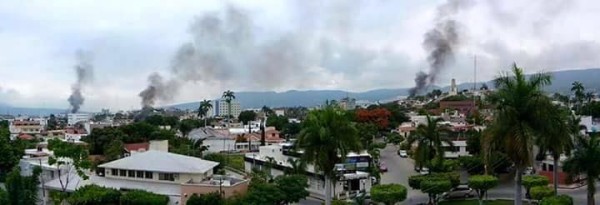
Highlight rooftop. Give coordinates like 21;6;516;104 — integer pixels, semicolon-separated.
98;150;219;174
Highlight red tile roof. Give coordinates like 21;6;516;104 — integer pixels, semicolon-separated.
124;142;149;153
18;133;34;140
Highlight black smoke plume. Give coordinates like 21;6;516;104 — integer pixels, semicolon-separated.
68;50;93;113
138;73;179;108
409;0;473;96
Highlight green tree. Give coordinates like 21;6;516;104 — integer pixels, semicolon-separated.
468;175;499;205
238;110;257;125
179;119;200;137
540;195;573;205
0;188;8;205
530;186;554;201
297;105;362;205
487;64;554;205
0;128;23;181
222;90;236;127
420;179;452;205
120;190;169;205
244;181;284;205
407;115;452;171
48;114;59;130
282;122;301;139
563;134;600;205
286;158;306;175
5;166;41;205
522;175;549;200
274;175;310;204
48;138;92;203
370;184;407;205
186;192;223;205
68;184;121;205
266;115;289;131
571;81;585;109
104;139;124;161
198;99;213;127
535;105;572;195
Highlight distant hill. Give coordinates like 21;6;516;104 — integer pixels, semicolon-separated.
0;104;68;117
171;68;600;110
1;68;599;115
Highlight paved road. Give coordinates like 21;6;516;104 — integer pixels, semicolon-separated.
301;143;600;205
380;144;428;204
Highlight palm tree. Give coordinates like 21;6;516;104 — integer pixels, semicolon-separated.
585;92;594;104
198;99;213;127
571;81;585;109
563;134;600;205
487;64;554;205
222;90;235;126
535;105;573;195
286;158;307;175
297;105;362;205
406;115;453;171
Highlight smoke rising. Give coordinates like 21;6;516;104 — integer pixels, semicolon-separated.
68;50;93;113
139;2;373;108
409;0;473;96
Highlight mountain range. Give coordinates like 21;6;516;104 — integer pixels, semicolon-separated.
1;68;599;116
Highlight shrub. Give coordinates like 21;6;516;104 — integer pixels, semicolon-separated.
120;190;169;205
371;184;407;205
530;186;554;201
540;195;573;205
68;185;121;205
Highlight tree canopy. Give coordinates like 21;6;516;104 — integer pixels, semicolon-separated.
238;110;257;125
370;184;407;205
68;184;121;205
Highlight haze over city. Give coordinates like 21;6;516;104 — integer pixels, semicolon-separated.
1;0;599;111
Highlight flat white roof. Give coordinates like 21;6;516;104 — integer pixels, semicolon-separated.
45;173;181;196
99;150;219;174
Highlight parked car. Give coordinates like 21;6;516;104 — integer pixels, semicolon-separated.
442;185;475;199
419;167;430;175
398;150;408;158
345;191;374;205
379;162;388;172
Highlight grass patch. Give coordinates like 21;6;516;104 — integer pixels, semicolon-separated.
224;154;245;171
439;199;514;205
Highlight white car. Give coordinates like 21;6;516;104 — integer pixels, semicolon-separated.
398;150;408;158
420;167;430;175
442;185;475;199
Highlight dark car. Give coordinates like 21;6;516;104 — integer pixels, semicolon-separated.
442;185;475;199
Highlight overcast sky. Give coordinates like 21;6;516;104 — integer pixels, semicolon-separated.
1;0;599;111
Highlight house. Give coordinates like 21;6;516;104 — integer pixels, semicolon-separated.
44;150;248;205
438;100;476;115
67;113;92;126
123;140;168;156
245;144;374;200
234;130;285;152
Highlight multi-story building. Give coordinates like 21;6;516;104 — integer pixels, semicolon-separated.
9;120;43;139
67;113;92;126
338;97;357;110
245;143;374;200
213;100;241;118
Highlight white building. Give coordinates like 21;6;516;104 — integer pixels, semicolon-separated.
214;100;242;118
245;144;374;200
43;150;248;205
67;113;92;126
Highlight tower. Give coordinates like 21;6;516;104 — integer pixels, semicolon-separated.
449;78;458;96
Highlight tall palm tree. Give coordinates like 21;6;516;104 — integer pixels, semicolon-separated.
563;134;600;205
286;158;307;175
406;115;453;171
571;81;585;109
297;105;362;205
487;64;554;205
535;105;573;195
222;90;236;126
198;99;213;127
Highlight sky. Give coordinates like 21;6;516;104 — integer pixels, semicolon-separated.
1;0;599;111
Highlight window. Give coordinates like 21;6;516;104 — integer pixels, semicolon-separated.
136;171;144;178
128;170;135;177
119;170;126;177
145;171;153;179
158;173;175;181
111;169;118;176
